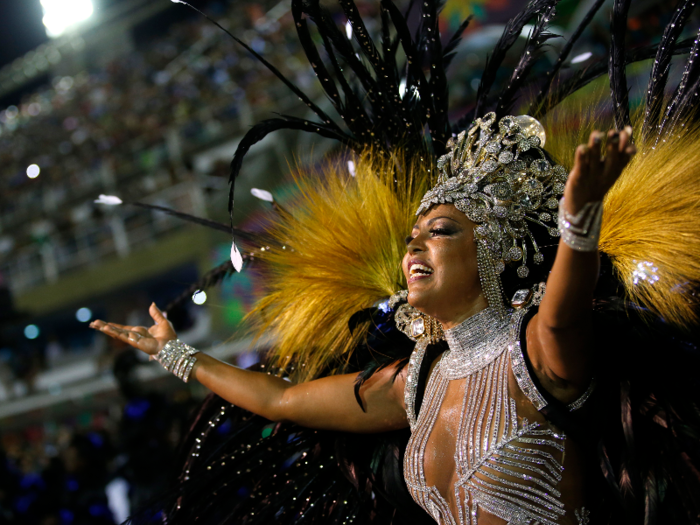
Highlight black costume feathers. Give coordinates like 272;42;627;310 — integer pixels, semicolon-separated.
120;1;700;523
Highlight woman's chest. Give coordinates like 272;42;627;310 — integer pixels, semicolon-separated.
404;351;577;525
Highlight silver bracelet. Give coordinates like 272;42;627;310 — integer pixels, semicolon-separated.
154;339;200;383
558;198;603;252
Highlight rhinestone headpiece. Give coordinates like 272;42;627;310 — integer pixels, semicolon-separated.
417;112;567;281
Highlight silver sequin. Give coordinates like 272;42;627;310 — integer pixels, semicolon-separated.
404;308;593;524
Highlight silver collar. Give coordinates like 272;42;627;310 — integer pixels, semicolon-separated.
441;307;511;379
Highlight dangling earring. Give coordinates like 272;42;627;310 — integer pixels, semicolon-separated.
389;290;445;343
476;242;507;317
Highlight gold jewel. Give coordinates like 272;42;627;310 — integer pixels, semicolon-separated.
390;290;444;343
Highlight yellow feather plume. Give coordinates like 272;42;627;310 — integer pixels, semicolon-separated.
248;150;434;382
539;86;700;329
249;85;700;383
600;125;700;328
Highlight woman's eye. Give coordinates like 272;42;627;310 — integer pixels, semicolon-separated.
429;228;452;236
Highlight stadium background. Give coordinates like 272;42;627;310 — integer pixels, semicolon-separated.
0;0;694;523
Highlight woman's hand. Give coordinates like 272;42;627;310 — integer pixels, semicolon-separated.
90;303;176;357
564;126;636;215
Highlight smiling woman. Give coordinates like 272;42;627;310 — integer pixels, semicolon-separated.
95;120;633;525
404;206;486;329
89;0;700;523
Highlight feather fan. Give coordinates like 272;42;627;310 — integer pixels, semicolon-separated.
600;120;700;329
541;89;700;329
247;150;433;382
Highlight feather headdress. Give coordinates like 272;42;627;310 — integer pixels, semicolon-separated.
249;150;433;382
123;1;700;522
163;0;700;352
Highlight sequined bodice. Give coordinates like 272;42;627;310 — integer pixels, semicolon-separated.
403;308;592;525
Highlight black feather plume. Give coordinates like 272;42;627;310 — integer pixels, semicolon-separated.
442;16;473;71
126;202;260;243
228;116;355;218
457;0;557;130
422;0;451;151
536;39;694;118
496;4;559;118
657;26;700;142
527;0;606;118
641;0;696;142
609;0;633;130
173;1;344;137
643;471;658;525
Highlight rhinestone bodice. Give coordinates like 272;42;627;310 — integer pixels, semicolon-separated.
403;308;592;525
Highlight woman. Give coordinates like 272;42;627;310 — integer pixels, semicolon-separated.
91;118;635;524
86;0;700;522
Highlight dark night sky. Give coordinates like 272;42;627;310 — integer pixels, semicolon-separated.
0;0;140;70
0;1;48;69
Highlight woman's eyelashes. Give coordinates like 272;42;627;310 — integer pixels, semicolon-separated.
405;226;456;244
429;227;454;236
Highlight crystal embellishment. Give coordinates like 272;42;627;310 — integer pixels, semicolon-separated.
404;307;596;524
511;288;532;308
411;317;425;337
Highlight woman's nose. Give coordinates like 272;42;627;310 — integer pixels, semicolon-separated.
407;234;425;253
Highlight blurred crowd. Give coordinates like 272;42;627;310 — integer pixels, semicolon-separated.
0;349;201;525
0;0;315;283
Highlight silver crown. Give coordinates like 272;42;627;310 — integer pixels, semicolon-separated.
417;112;567;279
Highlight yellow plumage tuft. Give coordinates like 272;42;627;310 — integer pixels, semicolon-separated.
249;85;700;382
248;150;434;382
538;86;700;329
600;124;700;329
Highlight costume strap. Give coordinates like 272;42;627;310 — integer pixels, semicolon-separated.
404;338;430;431
509;307;597;444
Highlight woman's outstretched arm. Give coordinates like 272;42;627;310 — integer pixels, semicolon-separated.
526;127;635;397
91;303;408;433
193;352;408;432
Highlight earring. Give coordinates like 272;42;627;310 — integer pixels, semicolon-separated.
390;290;445;343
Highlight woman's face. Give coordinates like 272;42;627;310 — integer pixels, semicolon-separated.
402;204;487;328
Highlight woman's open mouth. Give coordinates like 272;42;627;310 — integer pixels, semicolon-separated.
408;260;434;283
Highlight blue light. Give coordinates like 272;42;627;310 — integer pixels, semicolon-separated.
76;307;92;322
24;325;40;339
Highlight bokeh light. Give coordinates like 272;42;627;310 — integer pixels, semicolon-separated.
41;0;94;38
26;164;41;178
24;324;40;340
192;290;207;305
76;307;92;322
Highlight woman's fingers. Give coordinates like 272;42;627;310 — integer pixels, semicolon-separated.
149;302;168;325
90;320;158;354
97;321;141;332
618;126;632;152
602;126;635;186
573;144;589;174
90;320;148;336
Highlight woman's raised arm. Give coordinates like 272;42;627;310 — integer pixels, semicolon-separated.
91;303;408;434
527;127;635;395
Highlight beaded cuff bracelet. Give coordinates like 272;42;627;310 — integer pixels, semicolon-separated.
154;339;200;383
558;198;603;252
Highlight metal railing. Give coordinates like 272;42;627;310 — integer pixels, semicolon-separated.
0;180;207;296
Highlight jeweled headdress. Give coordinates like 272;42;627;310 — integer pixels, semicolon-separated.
416;112;566;312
